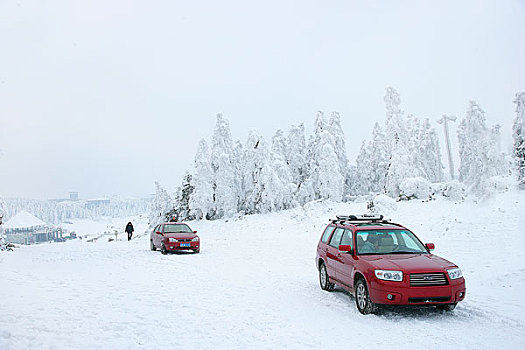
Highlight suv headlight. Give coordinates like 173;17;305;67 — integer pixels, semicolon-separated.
375;270;403;282
447;268;463;280
192;237;199;242
168;238;178;242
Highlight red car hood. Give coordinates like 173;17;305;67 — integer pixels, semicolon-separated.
164;232;197;240
360;254;457;273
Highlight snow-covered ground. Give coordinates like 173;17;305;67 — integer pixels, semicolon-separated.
1;191;524;350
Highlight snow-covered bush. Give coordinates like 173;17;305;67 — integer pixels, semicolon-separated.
432;181;466;201
484;175;516;196
398;177;432;200
368;194;398;214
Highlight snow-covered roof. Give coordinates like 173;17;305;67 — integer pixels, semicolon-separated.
4;211;47;229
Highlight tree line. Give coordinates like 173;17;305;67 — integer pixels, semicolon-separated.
149;88;525;225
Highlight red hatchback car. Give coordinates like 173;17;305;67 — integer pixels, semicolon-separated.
316;215;466;314
150;222;200;255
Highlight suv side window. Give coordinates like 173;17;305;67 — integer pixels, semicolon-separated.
329;228;344;248
340;229;353;249
321;225;335;244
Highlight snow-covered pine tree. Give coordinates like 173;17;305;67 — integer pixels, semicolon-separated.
306;112;344;201
369;122;389;193
328;112;350;197
210;114;238;218
149;181;173;227
383;87;413;196
165;187;182;222
354;141;373;194
417;118;444;183
271;129;296;210
178;172;194;221
513;92;525;185
189;139;214;220
286;123;309;201
242;131;266;214
242;131;287;214
232;140;246;213
457;101;507;195
315;130;344;200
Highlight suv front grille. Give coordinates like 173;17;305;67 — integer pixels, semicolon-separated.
410;273;449;287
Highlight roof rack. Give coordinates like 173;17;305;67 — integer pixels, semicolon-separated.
330;214;403;228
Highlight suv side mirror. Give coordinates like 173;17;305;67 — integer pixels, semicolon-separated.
193;230;198;234
156;231;163;235
425;243;435;251
339;245;352;253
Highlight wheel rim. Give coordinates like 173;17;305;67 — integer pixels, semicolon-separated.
357;284;367;309
320;265;327;287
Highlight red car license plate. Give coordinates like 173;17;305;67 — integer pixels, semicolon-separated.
180;243;190;247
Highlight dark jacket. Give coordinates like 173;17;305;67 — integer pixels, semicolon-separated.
125;223;134;233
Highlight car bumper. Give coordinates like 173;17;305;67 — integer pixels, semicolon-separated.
166;242;200;251
369;278;466;305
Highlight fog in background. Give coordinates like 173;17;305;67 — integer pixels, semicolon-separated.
0;0;524;199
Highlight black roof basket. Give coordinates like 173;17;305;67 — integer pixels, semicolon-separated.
330;214;402;227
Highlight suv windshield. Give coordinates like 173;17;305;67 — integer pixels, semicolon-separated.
164;224;192;234
356;229;427;255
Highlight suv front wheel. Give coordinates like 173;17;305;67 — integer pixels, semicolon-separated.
319;262;335;291
355;279;377;315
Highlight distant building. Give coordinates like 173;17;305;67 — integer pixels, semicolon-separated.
50;192;80;203
85;198;110;209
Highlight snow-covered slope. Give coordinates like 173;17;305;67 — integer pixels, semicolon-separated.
1;191;524;350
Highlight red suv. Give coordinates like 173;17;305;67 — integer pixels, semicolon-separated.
150;222;200;254
316;215;466;314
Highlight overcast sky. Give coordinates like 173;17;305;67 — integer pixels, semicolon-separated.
0;0;524;200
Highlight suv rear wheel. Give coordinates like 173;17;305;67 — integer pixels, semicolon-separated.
319;262;335;291
355;279;377;315
150;240;156;251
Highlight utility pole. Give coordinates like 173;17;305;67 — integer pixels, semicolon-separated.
437;115;457;180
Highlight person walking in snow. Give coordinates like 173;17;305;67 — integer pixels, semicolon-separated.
125;222;134;241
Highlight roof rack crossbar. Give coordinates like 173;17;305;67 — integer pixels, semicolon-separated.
329;214;403;228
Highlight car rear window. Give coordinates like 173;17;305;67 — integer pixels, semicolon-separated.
321;225;335;243
164;224;192;233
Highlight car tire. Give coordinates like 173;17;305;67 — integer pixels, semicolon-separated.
194;248;200;254
161;243;168;255
319;262;335;291
437;303;457;311
355;278;377;315
150;240;156;251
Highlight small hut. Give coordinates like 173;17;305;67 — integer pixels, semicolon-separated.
4;211;48;244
